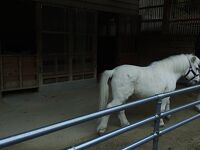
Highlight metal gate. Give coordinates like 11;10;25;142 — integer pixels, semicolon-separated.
0;84;200;149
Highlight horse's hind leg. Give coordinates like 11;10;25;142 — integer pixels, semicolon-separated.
97;99;122;135
160;98;169;127
165;98;171;120
118;110;130;127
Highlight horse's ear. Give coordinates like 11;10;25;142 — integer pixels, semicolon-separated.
191;56;197;63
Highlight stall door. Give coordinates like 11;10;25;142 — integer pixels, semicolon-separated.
97;12;118;75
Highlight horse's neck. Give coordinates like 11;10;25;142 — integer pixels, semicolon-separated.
151;55;189;80
171;55;189;77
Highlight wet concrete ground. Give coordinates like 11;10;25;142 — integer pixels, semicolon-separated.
0;80;200;150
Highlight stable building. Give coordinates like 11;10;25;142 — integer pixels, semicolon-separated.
0;0;139;94
1;0;200;95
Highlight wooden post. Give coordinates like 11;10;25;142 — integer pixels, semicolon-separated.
36;2;43;87
162;0;172;34
68;8;74;81
19;56;23;88
94;11;98;79
0;55;2;98
0;40;2;97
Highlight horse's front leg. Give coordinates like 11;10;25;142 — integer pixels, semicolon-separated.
97;99;122;135
118;110;130;127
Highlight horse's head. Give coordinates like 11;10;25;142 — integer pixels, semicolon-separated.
184;54;200;84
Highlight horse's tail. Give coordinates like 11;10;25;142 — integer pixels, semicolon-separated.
99;70;114;110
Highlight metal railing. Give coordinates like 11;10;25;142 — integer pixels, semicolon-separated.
0;84;200;150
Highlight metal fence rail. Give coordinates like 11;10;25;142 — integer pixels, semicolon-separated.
122;114;200;150
66;99;200;150
0;84;200;150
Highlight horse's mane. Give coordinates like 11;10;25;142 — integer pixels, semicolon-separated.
150;54;193;72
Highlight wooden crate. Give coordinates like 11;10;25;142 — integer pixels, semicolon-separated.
2;56;20;90
0;55;39;92
22;56;38;87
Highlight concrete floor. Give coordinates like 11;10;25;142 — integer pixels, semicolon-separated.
0;80;200;150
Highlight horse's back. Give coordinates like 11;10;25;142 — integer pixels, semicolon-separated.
111;64;171;98
114;65;145;76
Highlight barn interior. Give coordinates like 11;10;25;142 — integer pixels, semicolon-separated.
0;0;200;149
0;0;200;95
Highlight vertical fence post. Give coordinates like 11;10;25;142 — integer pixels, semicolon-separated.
152;99;162;150
162;0;172;34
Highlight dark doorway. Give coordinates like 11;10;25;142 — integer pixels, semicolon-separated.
1;0;36;54
0;1;39;92
97;12;118;77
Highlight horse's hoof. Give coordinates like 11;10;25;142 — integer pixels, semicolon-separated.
97;125;106;135
97;128;106;136
159;119;165;127
159;123;165;128
195;105;200;112
121;121;130;127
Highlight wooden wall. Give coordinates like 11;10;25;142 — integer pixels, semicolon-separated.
38;5;98;84
137;34;196;65
35;0;140;84
33;0;139;15
138;0;200;65
0;55;38;91
0;1;39;93
0;0;140;94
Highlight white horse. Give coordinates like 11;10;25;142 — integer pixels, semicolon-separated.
97;54;200;134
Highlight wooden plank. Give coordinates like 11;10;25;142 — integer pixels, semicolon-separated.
38;0;139;8
68;9;73;81
1;86;39;92
162;0;172;34
43;74;69;78
170;18;200;22
0;56;3;92
43;73;70;84
2;56;20;90
19;56;23;88
22;56;38;87
72;73;84;80
1;55;39;91
33;0;138;14
83;0;138;10
36;2;43;86
0;42;1;96
93;14;97;79
42;30;68;34
139;5;163;9
112;0;139;5
42;53;70;81
142;19;163;22
84;72;94;79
